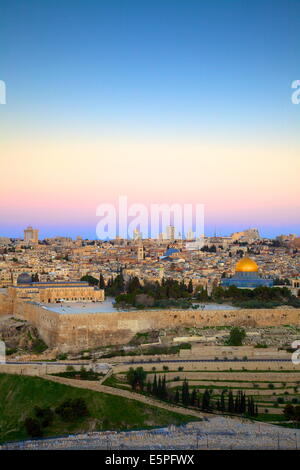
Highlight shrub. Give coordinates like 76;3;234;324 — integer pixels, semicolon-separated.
55;398;89;422
24;417;43;438
225;327;246;346
57;353;68;360
34;406;54;427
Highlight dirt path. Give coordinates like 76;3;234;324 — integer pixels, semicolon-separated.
42;374;206;420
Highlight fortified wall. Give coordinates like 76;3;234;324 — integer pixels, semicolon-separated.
9;298;300;352
1;290;299;352
0;292;13;316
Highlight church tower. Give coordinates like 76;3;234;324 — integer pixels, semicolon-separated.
137;242;144;262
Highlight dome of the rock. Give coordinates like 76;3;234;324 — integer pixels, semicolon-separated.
235;257;258;273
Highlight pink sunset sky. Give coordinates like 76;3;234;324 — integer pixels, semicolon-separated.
1;132;299;239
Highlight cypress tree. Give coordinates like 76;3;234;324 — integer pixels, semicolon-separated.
220;391;226;412
99;273;105;289
247;397;251;415
228;390;234;413
161;375;167;399
190;388;197;407
197;392;200;409
146;381;152;394
158;376;162;398
241;392;246;414
247;397;256;417
153;374;158;396
182;379;190;406
202;389;210;411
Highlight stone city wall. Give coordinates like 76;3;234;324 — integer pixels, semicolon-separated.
0;290;299;352
12;300;300;352
0;292;13;316
13;300;61;347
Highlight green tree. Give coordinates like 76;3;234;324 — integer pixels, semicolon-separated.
220;390;226;412
283;404;295;421
228;390;234;413
152;374;158;395
34;406;54;427
99;273;105;289
225;327;246;346
80;275;99;286
181;379;190;406
190;388;197;407
201;389;211;411
55;398;89;422
187;280;193;294
126;367;147;391
161;375;168;400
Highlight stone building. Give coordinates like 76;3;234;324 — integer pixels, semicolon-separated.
7;273;104;303
221;257;273;288
24;226;39;244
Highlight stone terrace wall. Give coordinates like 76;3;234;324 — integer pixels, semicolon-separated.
0;363;91;376
11;301;300;352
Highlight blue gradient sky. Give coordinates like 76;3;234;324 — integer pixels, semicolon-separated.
0;0;300;239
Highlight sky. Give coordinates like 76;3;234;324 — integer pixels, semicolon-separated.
0;0;299;239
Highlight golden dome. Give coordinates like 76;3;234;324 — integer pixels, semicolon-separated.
236;257;258;272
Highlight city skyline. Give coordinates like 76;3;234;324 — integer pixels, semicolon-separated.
1;223;299;241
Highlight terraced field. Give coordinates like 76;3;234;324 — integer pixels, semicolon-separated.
104;361;300;425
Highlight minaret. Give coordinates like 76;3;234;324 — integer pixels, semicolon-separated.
137;241;144;262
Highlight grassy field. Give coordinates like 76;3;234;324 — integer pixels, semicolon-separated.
0;373;198;444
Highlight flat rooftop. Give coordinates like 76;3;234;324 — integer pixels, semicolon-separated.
41;299;237;315
42;298;118;314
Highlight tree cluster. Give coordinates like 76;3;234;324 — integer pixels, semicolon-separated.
283;404;300;423
211;285;300;308
24;406;54;438
126;367;147;391
55;398;89;422
146;374;168;400
112;275;195;309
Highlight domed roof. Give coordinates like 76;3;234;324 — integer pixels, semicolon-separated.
163;248;180;256
236;257;258;272
17;272;32;284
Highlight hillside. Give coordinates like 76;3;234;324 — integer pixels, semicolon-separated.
0;317;48;355
0;373;196;443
